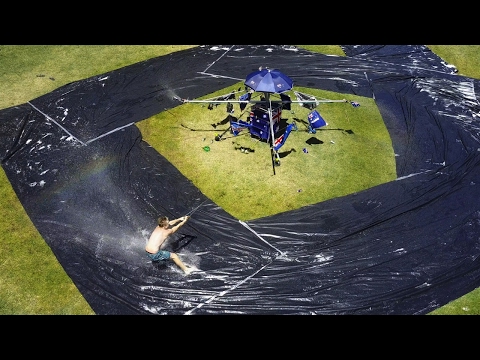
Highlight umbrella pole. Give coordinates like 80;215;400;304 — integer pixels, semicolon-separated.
265;92;277;175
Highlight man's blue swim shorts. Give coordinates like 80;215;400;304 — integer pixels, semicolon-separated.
146;249;171;262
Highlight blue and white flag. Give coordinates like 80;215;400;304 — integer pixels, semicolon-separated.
308;110;327;129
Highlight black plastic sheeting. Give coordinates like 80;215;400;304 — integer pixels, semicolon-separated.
1;45;480;315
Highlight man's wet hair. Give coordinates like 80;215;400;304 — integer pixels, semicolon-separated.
158;216;169;228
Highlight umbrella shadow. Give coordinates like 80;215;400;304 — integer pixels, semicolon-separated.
306;137;324;145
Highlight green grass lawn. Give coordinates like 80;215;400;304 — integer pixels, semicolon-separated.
0;45;479;314
137;83;396;221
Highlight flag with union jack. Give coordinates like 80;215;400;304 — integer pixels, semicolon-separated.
271;107;282;124
307;110;327;129
230;120;250;136
273;122;295;151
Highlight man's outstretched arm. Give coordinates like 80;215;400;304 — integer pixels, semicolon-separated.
169;216;187;226
170;216;189;233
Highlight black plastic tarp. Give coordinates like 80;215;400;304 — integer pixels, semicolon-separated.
1;45;480;314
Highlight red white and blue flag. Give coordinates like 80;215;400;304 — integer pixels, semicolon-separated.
271;107;282;124
230;120;250;136
308;110;327;129
273;123;295;151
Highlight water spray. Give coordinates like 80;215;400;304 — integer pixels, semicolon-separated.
173;96;187;103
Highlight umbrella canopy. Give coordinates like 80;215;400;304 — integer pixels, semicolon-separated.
244;68;293;94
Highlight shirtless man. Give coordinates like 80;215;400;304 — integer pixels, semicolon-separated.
146;215;194;275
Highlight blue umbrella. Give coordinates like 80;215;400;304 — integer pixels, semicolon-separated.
244;68;293;175
244;68;293;94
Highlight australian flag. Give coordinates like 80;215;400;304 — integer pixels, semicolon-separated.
308;110;327;130
230;120;250;136
273;122;295;151
272;107;282;124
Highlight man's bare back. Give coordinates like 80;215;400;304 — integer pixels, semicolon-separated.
145;226;171;253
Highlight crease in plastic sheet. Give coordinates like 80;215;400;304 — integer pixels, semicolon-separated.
1;45;480;314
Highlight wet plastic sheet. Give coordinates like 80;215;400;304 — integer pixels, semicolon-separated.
1;45;480;314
